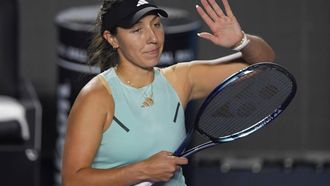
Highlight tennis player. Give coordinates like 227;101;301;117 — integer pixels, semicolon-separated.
62;0;275;185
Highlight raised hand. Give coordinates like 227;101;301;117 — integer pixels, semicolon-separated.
196;0;243;48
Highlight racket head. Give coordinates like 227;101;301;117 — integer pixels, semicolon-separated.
195;62;297;143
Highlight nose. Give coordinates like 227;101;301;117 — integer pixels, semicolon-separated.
146;27;158;44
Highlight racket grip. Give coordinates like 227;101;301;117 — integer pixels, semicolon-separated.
135;181;153;186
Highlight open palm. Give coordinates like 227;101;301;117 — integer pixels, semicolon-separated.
196;0;243;48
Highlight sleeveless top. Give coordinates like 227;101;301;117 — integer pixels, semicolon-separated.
92;67;187;186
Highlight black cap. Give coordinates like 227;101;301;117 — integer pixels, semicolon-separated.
102;0;168;31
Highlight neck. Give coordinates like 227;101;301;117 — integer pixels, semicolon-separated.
115;64;155;88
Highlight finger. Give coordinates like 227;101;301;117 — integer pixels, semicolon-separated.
197;32;218;43
208;0;225;17
160;150;172;156
180;157;188;165
196;5;216;30
222;0;234;17
166;151;173;156
200;0;219;21
174;157;188;165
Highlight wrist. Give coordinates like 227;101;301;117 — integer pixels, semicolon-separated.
133;161;150;182
232;31;250;51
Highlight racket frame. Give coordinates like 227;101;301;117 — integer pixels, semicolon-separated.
176;62;297;157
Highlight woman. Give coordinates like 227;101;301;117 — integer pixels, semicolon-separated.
62;0;275;185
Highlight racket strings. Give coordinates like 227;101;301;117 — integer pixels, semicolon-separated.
204;72;291;137
198;69;294;139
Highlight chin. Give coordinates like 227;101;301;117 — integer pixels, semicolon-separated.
144;57;161;67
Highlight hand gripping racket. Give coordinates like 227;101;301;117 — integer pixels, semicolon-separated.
136;62;297;186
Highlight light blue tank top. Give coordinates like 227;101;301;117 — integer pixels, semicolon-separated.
92;67;187;186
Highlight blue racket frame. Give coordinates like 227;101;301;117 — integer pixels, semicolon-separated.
174;62;297;157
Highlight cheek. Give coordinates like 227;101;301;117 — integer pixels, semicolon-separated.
122;40;140;51
117;38;143;59
119;34;140;48
158;31;165;43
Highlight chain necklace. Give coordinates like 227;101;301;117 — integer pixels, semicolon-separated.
114;66;154;108
141;84;154;108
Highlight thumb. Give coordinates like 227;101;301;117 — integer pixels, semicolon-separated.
197;32;217;42
173;156;188;165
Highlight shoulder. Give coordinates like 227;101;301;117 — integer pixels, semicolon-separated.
159;63;193;107
160;62;191;81
67;75;114;132
81;75;111;98
73;75;114;115
159;62;193;92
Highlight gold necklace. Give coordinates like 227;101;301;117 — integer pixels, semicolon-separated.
141;84;154;108
114;66;155;108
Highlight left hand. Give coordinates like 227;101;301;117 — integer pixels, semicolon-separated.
196;0;243;48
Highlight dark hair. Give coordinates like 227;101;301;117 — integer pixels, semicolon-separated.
88;0;122;72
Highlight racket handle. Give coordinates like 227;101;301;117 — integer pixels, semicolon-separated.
135;181;153;186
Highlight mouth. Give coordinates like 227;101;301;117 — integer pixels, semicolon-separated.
144;47;160;57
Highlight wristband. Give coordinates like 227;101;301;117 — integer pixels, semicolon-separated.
232;31;250;51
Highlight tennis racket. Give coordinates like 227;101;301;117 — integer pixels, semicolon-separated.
137;62;297;185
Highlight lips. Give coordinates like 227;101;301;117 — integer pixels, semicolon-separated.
144;47;160;57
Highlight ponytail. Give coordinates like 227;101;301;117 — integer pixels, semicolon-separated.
88;0;121;72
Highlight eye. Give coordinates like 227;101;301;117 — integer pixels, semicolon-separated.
154;21;162;28
132;27;142;33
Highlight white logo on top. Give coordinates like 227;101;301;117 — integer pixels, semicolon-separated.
137;0;149;7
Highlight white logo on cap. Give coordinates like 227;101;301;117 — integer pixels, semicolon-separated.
137;0;149;7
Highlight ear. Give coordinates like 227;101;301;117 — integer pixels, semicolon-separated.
103;30;119;49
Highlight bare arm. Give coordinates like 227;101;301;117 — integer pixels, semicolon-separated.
240;34;275;63
185;34;275;100
166;0;275;102
61;77;187;186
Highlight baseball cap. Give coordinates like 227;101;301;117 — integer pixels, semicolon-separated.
102;0;168;31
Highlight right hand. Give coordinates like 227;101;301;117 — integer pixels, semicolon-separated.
196;0;243;48
140;151;188;182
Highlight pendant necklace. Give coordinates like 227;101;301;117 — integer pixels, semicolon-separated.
115;66;154;108
141;83;154;108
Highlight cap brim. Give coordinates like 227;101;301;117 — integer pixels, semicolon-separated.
118;7;168;28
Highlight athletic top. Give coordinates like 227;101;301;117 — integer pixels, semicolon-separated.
92;67;187;186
